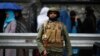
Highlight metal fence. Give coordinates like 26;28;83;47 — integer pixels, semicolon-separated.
0;33;100;56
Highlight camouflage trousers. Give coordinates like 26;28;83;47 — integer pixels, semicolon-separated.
47;51;63;56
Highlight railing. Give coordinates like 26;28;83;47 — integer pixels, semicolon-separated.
70;33;100;48
0;33;100;56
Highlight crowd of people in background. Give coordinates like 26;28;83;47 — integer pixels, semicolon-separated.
0;7;28;56
0;6;100;33
37;6;99;34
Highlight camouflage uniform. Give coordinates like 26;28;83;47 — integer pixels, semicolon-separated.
47;51;63;56
37;8;72;56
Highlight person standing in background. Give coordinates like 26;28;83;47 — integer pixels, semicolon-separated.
3;10;16;56
15;10;28;33
14;10;29;56
37;7;72;56
3;10;16;33
37;7;49;31
70;10;82;56
59;9;72;33
82;6;96;33
70;10;82;33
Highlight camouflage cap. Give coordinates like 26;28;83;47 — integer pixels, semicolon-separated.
49;7;59;12
47;7;60;18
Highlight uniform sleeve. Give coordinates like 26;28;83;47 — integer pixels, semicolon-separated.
62;25;72;56
36;25;45;54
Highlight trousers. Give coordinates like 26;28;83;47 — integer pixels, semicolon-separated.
47;51;63;56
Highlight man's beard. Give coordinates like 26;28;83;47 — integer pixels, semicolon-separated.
49;18;57;21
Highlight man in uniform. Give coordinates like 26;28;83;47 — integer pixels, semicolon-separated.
37;7;72;56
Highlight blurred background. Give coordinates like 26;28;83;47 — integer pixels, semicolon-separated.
0;0;100;56
0;0;100;33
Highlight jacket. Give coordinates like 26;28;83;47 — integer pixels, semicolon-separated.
37;20;72;56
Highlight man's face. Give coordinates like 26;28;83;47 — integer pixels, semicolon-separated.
49;12;57;19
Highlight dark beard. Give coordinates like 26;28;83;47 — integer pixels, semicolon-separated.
49;18;57;21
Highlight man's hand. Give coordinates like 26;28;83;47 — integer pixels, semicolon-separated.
42;50;47;56
75;16;79;21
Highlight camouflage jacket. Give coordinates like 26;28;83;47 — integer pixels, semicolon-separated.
36;20;72;56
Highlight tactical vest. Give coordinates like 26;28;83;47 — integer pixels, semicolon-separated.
42;21;63;48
